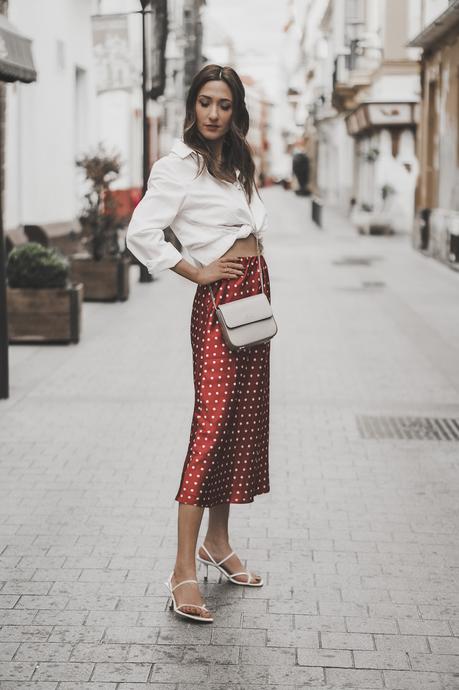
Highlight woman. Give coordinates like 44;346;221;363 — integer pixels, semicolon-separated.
126;64;272;623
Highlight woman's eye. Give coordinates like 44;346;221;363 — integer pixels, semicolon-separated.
221;105;231;111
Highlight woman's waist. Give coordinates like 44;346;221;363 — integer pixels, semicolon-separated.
219;233;259;260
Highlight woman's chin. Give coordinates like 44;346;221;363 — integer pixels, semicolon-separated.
199;129;224;142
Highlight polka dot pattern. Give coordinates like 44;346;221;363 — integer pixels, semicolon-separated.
175;254;271;508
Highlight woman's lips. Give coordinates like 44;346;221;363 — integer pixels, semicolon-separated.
205;124;220;129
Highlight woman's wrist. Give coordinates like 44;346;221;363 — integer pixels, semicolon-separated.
171;258;202;285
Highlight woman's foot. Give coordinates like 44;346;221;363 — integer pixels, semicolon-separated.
199;541;262;585
170;570;213;619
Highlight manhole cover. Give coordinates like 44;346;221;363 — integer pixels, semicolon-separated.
333;256;382;267
356;415;459;441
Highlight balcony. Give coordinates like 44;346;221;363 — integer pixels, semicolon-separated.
332;41;382;112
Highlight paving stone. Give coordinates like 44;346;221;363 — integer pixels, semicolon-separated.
409;652;459;672
32;663;94;682
211;628;265;647
383;669;443;689
397;619;452;635
103;627;159;644
325;667;384;687
69;643;130;662
346;617;398;634
0;595;20;608
266;629;319;648
297;648;353;667
0;644;19;661
91;662;151;682
428;636;459;654
15;642;73;661
321;631;374;650
48;627;104;644
0;684;58;690
16;596;69;610
182;644;239;665
151;663;209;683
156;627;211;646
119;685;174;690
0;582;52;595
294;614;346;633
33;611;88;626
56;684;116;690
0;625;52;641
374;633;428;653
0;610;37;625
126;644;183;663
267;665;325;685
354;650;411;670
240;646;296;665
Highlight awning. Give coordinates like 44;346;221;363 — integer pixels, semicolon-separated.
408;0;459;49
0;14;36;83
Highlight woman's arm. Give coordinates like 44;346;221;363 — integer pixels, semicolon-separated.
126;157;189;277
126;155;245;286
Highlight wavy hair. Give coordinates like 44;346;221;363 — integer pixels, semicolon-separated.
183;64;258;203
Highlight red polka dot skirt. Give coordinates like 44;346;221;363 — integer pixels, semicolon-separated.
176;254;271;507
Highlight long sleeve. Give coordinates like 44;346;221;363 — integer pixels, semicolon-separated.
126;157;187;276
252;190;268;241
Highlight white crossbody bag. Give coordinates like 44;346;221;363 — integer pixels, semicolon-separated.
207;235;278;351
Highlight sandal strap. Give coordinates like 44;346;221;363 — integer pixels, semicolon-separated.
200;544;218;565
175;603;208;612
229;570;252;581
171;578;198;593
201;544;236;567
217;550;235;566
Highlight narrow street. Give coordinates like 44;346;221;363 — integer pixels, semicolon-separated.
1;185;459;689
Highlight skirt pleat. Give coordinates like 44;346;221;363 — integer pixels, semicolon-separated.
175;254;271;507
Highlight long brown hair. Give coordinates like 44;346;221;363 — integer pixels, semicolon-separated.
183;64;257;202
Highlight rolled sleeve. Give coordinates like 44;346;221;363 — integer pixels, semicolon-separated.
126;157;186;275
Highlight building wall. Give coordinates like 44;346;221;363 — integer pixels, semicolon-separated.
5;0;97;230
414;30;459;263
418;37;459;211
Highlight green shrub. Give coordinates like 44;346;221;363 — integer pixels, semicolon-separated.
7;243;69;289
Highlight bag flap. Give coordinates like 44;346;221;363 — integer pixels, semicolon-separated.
217;292;273;328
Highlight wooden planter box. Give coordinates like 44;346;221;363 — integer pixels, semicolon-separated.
70;255;130;301
8;283;83;344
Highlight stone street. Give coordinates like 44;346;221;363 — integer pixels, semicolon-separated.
1;185;459;690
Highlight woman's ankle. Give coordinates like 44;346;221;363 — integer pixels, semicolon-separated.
173;563;197;580
203;536;230;553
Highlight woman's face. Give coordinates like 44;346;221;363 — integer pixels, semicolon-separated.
195;79;233;142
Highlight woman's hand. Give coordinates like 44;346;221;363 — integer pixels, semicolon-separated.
197;257;245;285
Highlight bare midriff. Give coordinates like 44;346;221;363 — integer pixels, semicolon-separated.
219;232;259;260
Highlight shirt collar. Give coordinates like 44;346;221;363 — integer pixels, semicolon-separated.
170;137;241;179
171;138;195;159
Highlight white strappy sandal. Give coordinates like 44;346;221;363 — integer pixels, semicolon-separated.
164;572;214;623
197;544;264;587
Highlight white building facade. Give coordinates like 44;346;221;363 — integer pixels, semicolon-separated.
5;0;98;231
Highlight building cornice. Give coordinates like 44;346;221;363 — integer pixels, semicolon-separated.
408;0;459;50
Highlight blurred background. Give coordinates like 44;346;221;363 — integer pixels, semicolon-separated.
2;0;458;264
1;0;459;398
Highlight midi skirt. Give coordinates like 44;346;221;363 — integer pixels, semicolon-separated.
175;254;271;508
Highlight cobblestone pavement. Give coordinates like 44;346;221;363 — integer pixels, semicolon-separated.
1;186;459;689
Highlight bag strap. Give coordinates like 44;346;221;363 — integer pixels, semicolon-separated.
207;234;264;310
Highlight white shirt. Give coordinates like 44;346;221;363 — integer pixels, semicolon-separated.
126;138;268;276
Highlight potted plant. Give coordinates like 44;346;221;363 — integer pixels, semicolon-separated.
71;145;130;301
7;243;83;343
